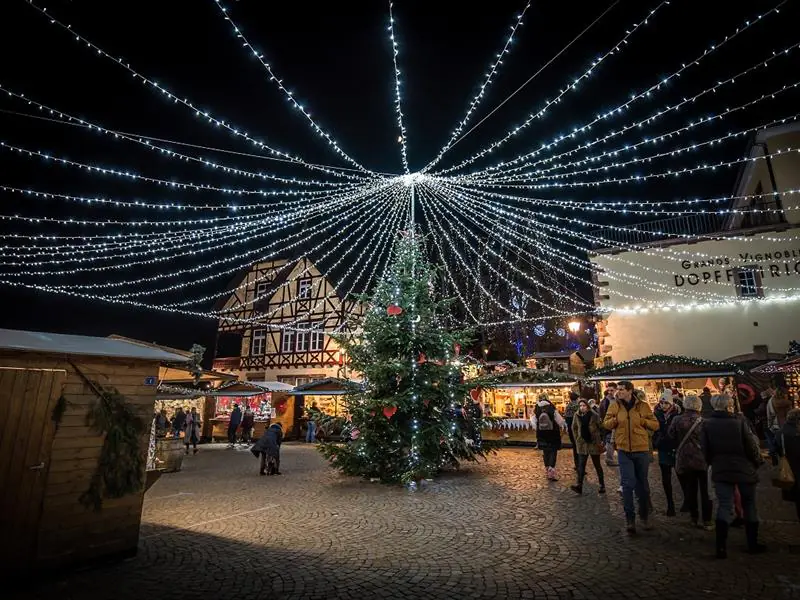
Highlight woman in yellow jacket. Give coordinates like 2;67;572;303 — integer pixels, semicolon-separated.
603;381;660;534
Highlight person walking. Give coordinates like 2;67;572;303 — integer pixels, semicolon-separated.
532;393;568;481
654;393;681;516
570;399;606;495
599;384;618;466
603;380;659;534
669;394;712;529
702;394;765;559
564;391;581;472
227;403;243;448
183;406;202;455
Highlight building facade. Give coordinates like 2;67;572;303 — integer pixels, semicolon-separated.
212;257;363;384
590;123;800;365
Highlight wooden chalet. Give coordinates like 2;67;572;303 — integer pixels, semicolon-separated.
213;257;364;385
0;328;191;573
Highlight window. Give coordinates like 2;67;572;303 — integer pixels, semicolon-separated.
735;266;764;298
255;282;269;299
296;327;309;353
310;321;325;351
251;329;266;355
298;278;313;299
281;329;295;353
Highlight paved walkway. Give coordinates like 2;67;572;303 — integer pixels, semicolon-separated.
24;445;800;599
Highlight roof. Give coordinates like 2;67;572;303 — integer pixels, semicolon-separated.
588;354;741;380
159;365;238;383
206;380;290;396
0;328;192;363
530;352;572;359
292;377;363;395
751;356;800;374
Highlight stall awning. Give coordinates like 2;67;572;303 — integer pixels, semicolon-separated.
587;371;736;382
491;382;577;388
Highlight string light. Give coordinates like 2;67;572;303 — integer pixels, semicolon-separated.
423;1;531;172
26;1;364;179
0;84;371;186
212;0;374;175
436;2;782;176
387;2;410;174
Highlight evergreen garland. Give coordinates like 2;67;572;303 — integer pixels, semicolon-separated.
588;354;740;377
79;384;147;511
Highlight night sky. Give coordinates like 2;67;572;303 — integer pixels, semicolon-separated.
0;0;797;359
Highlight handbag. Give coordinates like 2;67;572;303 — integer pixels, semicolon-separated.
772;456;796;490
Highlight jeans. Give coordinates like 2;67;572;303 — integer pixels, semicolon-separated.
306;421;317;443
715;481;758;523
227;425;238;444
618;451;651;520
659;464;675;508
682;469;712;523
542;447;558;469
577;454;605;488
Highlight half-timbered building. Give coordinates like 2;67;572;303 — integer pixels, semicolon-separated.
212;257;364;385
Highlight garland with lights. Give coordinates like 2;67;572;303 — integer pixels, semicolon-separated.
588;354;742;377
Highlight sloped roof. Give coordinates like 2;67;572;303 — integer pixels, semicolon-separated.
0;328;191;363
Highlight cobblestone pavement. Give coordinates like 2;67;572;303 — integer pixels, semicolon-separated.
22;445;800;600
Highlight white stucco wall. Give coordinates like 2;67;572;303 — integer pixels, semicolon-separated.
591;228;800;362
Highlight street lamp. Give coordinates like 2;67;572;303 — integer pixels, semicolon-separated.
568;321;581;334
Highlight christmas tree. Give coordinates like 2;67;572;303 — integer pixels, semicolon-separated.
316;233;492;484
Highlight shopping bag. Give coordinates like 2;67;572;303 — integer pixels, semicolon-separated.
771;456;796;490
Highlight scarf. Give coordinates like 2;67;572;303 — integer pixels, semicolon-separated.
578;411;593;442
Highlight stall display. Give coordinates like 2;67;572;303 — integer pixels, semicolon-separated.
210;393;275;441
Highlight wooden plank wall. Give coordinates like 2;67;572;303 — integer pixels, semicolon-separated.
0;351;159;569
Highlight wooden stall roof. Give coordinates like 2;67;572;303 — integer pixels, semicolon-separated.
206;380;293;397
485;367;578;387
293;377;364;396
587;354;740;381
0;328;191;363
751;355;800;374
159;365;238;383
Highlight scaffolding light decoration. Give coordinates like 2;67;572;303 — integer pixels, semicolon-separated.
3;1;799;329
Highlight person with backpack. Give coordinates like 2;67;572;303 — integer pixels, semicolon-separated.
531;393;568;481
603;380;660;534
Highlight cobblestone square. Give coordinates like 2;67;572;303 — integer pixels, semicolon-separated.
21;445;800;600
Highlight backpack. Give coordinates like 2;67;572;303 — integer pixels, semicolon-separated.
536;404;555;431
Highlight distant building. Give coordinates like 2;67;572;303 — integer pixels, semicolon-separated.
590;122;800;366
212;257;364;384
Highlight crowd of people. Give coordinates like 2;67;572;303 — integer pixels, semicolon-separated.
531;379;800;559
153;405;203;455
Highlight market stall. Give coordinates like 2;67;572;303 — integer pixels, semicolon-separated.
479;369;581;446
291;378;363;440
206;381;294;441
587;354;742;408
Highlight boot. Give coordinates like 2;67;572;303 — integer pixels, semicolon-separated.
715;520;728;559
666;499;676;517
626;517;636;534
570;484;583;495
745;522;767;554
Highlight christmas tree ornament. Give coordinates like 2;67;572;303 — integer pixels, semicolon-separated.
387;304;404;316
417;352;427;364
382;406;398;419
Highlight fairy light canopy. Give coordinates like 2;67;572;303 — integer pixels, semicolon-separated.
0;0;798;339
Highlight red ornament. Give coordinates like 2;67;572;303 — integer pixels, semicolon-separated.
454;343;461;356
382;406;398;419
469;387;482;403
423;398;430;407
387;304;404;316
417;352;427;364
369;410;376;417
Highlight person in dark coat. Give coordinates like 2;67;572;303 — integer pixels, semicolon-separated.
227;404;243;448
240;408;255;444
669;394;712;529
172;407;186;439
699;387;714;419
653;394;681;516
782;409;800;521
563;391;581;473
252;422;283;475
701;395;765;559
